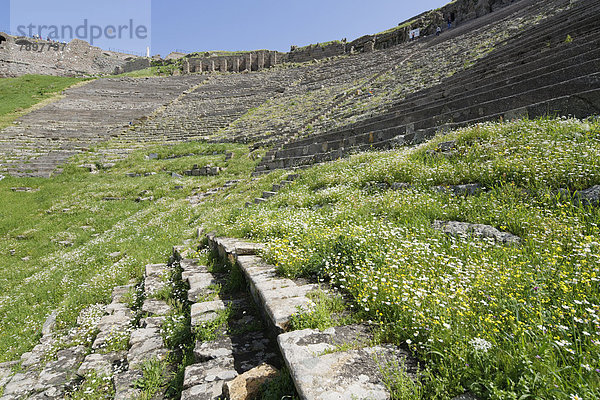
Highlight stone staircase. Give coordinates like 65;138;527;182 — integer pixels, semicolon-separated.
0;76;207;177
247;173;299;206
255;0;600;172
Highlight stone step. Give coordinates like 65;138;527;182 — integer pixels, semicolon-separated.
268;64;599;170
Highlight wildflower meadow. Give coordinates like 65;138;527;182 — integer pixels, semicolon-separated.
199;117;600;399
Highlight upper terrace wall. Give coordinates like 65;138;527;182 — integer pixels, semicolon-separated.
179;0;520;75
0;33;149;77
349;0;518;52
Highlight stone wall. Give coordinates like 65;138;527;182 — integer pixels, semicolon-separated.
183;50;284;74
349;0;519;52
285;41;348;63
115;57;152;75
0;33;149;77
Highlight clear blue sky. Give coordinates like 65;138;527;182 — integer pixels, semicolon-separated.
1;0;449;57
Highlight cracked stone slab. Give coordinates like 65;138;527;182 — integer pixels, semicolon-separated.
2;371;39;397
142;299;172;316
111;285;134;303
41;311;59;336
183;357;237;389
194;332;279;373
114;370;143;400
191;300;228;326
105;302;131;315
77;352;126;376
181;381;225;400
20;336;56;369
182;263;210;282
0;361;18;388
260;284;317;301
213;237;266;259
265;297;314;332
97;311;132;332
188;273;219;302
33;345;87;391
180;258;208;276
211;237;240;261
278;326;417;400
235;242;265;256
145;263;168;277
29;385;65;399
235;255;315;332
141;316;166;329
433;220;521;244
127;328;167;366
144;275;167;297
194;336;234;362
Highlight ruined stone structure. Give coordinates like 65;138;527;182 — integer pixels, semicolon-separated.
0;76;207;177
0;1;598;398
286;41;348;63
347;0;519;53
184;50;283;73
0;33;149;77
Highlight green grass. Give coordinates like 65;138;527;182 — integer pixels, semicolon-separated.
289;289;361;331
194;117;600;400
0;75;87;129
0;140;253;362
134;358;171;398
1;114;599;400
377;355;424;400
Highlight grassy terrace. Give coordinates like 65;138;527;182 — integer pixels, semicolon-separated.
0;75;87;129
0;108;599;398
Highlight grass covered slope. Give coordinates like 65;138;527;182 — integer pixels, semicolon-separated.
0;116;598;399
0;141;253;362
196;117;600;399
0;75;87;129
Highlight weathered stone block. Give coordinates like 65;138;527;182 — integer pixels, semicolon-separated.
433;220;521;244
181;381;225;400
223;364;279;400
142;299;171;316
278;327;416;400
191;300;228;326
